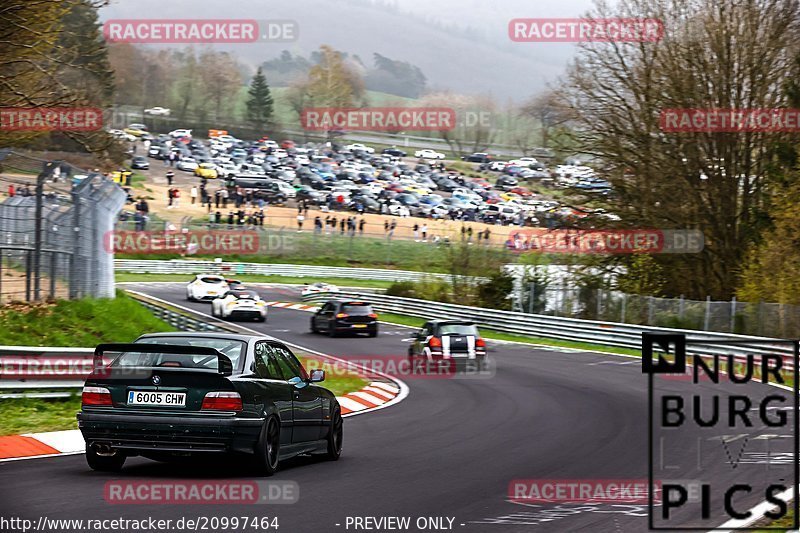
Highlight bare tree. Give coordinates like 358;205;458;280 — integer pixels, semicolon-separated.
561;0;800;299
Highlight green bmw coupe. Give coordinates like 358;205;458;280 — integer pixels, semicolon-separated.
77;332;342;475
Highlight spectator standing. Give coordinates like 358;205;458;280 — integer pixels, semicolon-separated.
314;216;322;234
167;188;174;208
297;212;305;232
421;223;428;241
359;218;365;235
8;184;14;197
413;223;420;241
190;186;198;205
221;188;229;208
166;170;174;185
173;188;181;207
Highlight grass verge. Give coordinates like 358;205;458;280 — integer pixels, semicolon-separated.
0;290;175;346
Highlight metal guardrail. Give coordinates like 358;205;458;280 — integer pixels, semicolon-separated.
115;259;455;282
302;291;798;365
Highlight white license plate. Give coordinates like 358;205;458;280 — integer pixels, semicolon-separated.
127;390;186;406
352;324;367;328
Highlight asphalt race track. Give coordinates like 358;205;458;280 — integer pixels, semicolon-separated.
0;282;794;532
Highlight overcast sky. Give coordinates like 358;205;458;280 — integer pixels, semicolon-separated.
100;0;603;101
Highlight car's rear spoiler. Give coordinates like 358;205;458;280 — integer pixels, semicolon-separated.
93;343;234;375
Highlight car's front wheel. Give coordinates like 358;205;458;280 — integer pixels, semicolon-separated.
325;408;343;460
254;417;280;476
86;445;126;472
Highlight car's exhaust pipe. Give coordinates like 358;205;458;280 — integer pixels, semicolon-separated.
93;443;117;456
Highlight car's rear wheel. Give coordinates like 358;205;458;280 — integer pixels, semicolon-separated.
368;329;378;338
255;417;280;476
86;445;126;472
310;318;318;334
325;408;343;460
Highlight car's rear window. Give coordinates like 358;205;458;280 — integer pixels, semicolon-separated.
438;324;479;336
232;290;258;299
342;303;373;315
200;276;225;284
113;337;246;371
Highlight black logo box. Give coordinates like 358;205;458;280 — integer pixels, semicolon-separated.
642;333;799;531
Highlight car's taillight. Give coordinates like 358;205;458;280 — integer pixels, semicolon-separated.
429;336;442;348
368;313;378;319
475;338;486;348
82;386;112;406
201;391;243;411
336;313;349;318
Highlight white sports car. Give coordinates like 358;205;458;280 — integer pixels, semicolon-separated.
301;282;340;297
211;289;267;322
414;149;445;160
186;275;229;301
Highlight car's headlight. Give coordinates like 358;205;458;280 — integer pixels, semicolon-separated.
256;301;266;306
227;302;237;308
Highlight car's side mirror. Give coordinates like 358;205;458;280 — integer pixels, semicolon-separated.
309;369;325;383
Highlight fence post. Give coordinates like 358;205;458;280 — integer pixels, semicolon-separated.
679;295;685;319
596;289;602;320
49;251;56;299
704;296;711;331
528;282;535;314
648;296;655;324
620;293;626;323
730;296;736;333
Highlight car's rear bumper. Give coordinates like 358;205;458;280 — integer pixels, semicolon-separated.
334;322;377;333
78;411;264;454
229;309;265;319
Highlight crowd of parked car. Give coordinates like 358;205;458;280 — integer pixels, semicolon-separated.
110;124;613;228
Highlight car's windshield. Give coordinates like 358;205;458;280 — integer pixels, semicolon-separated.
111;337;246;371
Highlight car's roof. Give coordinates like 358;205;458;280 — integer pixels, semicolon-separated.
137;332;258;342
426;319;476;326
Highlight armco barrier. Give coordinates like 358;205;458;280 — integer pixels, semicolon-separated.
302;291;798;366
114;259;456;282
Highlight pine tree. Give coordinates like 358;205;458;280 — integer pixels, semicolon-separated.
246;67;274;130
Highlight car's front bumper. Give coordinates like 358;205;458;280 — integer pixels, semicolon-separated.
78;411;264;454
